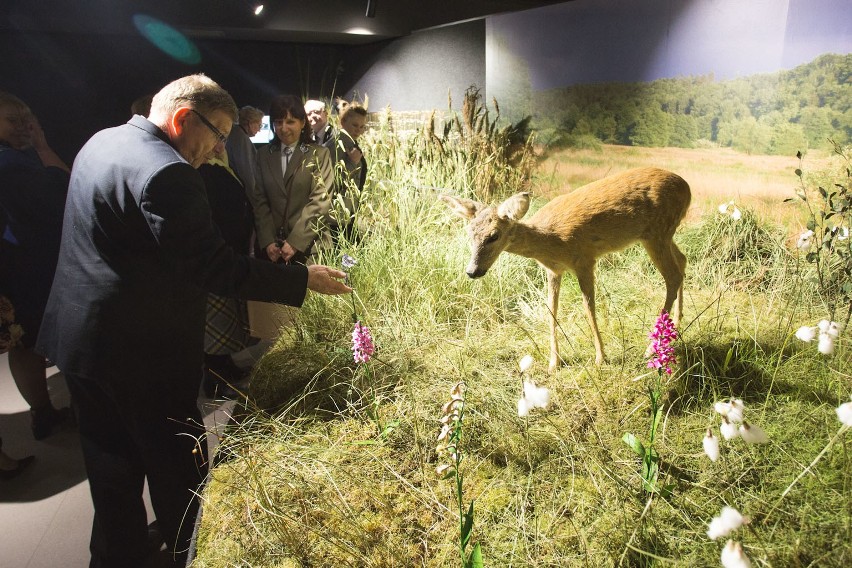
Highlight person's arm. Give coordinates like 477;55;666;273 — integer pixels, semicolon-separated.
28;117;70;173
140;162;308;304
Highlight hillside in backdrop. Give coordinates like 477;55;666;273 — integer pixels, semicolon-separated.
530;53;851;154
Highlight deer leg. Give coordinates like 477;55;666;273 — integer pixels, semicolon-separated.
642;239;684;322
547;271;562;372
575;263;605;365
670;242;687;324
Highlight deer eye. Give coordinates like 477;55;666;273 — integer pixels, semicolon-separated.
485;233;499;244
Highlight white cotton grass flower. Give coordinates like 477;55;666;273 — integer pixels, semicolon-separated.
720;417;740;441
718;201;742;221
707;506;750;540
817;319;842;338
523;380;550;409
797;229;814;249
738;421;769;444
703;428;720;462
518;354;534;374
836;397;852;427
721;540;753;568
714;399;745;424
817;332;836;355
517;380;550;417
795;325;818;342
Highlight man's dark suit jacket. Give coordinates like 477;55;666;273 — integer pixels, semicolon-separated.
37;116;308;387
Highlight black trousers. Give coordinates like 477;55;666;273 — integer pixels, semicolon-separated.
65;372;207;568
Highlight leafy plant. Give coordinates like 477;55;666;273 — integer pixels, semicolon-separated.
789;142;852;327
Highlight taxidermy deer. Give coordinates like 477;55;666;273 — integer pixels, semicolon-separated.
441;167;691;371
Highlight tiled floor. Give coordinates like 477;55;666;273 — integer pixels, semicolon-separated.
0;353;235;567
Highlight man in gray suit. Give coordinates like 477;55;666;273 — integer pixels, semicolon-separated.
37;75;349;568
225;104;264;196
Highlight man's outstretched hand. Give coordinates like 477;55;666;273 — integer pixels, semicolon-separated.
306;265;352;295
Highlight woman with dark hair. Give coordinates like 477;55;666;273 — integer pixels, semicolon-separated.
0;92;71;476
251;94;334;265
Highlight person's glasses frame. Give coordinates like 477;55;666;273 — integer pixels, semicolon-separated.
190;109;227;144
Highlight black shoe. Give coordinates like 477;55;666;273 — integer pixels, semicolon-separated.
0;455;35;480
31;406;72;441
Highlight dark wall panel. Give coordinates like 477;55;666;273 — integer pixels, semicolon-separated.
1;19;485;162
1;31;344;162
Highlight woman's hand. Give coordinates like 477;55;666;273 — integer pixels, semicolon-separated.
265;242;282;262
279;240;298;263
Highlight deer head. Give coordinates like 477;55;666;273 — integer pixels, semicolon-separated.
440;192;531;278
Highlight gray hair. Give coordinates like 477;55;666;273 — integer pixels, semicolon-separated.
150;74;237;121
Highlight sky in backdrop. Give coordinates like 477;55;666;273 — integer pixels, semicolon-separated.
488;0;852;91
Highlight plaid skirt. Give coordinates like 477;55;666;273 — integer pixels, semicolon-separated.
204;294;250;355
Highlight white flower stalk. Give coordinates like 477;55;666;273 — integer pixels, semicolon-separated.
518;354;534;373
817;332;836;355
795;325;818;342
523;380;550;409
837;397;852;427
707;506;749;540
797;229;814;249
739;421;769;444
721;540;753;568
703;428;720;462
720;417;740;440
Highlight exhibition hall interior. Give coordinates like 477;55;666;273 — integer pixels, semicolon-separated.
1;0;850;566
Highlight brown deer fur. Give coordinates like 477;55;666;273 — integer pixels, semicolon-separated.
441;167;691;370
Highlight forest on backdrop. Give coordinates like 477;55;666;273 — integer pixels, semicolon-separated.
529;53;851;154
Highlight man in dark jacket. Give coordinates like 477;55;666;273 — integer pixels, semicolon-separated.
37;74;349;568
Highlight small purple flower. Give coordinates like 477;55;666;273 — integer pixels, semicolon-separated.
647;311;678;374
341;254;357;270
352;321;375;363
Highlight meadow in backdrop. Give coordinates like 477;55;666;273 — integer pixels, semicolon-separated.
193;92;850;567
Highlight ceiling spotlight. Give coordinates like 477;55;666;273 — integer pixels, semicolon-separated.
254;4;264;16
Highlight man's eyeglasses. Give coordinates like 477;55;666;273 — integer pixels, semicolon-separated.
190;109;227;144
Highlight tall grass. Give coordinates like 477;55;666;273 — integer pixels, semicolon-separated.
194;131;851;566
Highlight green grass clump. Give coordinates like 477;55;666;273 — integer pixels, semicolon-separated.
193;133;852;567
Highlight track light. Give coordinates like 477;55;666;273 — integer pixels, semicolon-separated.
254;4;264;16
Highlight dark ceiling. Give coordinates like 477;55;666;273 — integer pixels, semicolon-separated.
1;0;569;45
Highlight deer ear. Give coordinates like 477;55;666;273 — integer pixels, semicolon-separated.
439;194;484;220
497;192;531;220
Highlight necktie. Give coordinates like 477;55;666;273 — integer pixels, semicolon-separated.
282;146;292;176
